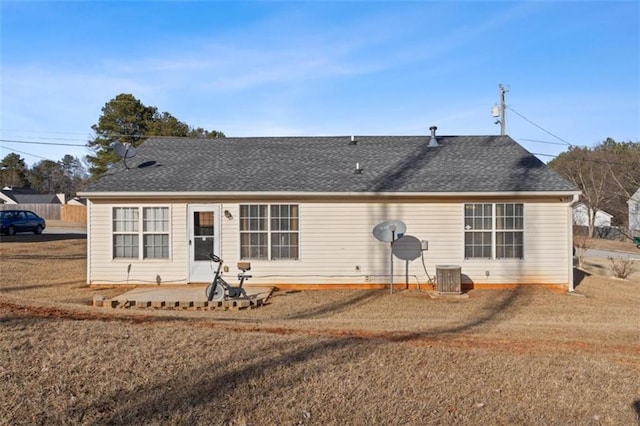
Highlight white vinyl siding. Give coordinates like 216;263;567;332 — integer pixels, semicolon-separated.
88;202;187;285
217;201;568;286
87;199;572;287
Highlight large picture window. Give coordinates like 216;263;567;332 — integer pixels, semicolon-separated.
113;206;170;259
464;203;523;259
240;204;299;260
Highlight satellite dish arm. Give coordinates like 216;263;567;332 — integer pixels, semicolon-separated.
123;145;130;170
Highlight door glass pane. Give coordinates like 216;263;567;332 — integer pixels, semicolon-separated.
194;237;214;261
193;211;214;261
194;211;214;236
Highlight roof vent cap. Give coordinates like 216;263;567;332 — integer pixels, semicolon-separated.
350;135;358;145
428;126;439;147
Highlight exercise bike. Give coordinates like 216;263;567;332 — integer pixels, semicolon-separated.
205;253;252;301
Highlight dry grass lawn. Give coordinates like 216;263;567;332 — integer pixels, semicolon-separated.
1;235;639;425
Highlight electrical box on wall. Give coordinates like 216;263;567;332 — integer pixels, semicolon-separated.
421;240;429;251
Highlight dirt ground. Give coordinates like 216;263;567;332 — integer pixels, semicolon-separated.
1;235;639;425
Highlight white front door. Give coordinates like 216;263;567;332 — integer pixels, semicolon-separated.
188;204;221;282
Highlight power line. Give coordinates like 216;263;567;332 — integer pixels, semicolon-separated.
0;145;52;161
13;136;88;142
519;138;576;147
506;106;573;147
0;139;87;147
1;133;224;144
0;129;90;136
530;153;561;161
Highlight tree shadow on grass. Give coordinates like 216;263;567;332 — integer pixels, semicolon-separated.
0;281;85;293
0;254;85;260
70;287;530;424
0;298;194;327
282;290;380;320
0;233;86;243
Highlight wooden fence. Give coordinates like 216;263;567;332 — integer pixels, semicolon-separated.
0;203;61;219
61;205;87;223
0;204;87;223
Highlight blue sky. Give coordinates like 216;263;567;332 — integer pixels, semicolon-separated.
1;1;638;166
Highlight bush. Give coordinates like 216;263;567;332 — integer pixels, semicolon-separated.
608;257;637;279
574;235;591;269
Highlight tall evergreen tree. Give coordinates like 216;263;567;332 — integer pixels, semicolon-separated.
0;152;29;188
86;93;224;178
87;94;158;177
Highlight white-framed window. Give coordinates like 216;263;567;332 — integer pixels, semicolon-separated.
143;207;170;259
239;205;268;259
495;203;524;259
113;207;139;258
464;203;523;259
113;206;170;259
240;204;299;260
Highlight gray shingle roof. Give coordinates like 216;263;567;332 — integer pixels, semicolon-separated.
84;135;578;194
12;194;60;204
0;189;60;204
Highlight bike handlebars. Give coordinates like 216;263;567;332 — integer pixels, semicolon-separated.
207;253;222;263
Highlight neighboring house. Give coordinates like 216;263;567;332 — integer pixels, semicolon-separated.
79;129;580;291
572;203;613;228
629;187;640;234
0;187;63;204
67;197;87;206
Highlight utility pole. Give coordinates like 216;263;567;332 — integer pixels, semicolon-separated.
492;84;509;135
498;84;508;136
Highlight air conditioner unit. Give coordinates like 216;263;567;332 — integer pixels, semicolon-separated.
436;265;462;294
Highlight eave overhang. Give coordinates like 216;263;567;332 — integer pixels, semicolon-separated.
79;190;581;202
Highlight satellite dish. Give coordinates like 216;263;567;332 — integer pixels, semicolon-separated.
113;142;137;169
113;142;137;159
373;220;408;295
372;220;406;242
392;235;421;261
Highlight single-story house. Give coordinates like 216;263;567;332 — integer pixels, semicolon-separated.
0;187;64;204
629;187;640;234
67;197;87;206
572;202;613;228
79;128;580;291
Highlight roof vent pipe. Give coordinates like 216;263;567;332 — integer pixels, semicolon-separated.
428;126;439;147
